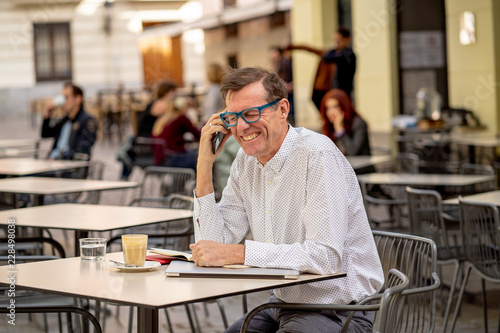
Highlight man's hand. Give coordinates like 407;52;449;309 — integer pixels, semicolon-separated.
189;240;245;267
195;112;231;198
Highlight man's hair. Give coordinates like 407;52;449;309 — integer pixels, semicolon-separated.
156;80;177;99
220;67;287;102
64;82;84;99
338;27;351;39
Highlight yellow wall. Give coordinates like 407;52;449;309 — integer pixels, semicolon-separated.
290;0;336;130
445;0;500;134
351;0;399;133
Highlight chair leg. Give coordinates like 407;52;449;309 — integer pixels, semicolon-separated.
191;304;202;333
43;313;49;333
482;278;488;333
164;308;174;333
443;261;461;332
215;299;229;329
242;294;248;314
128;306;134;333
58;313;63;333
184;304;197;333
451;265;472;333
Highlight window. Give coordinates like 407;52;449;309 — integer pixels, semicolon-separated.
33;22;72;82
227;54;238;69
225;23;238;38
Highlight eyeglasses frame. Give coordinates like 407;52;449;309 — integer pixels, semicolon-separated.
220;99;281;127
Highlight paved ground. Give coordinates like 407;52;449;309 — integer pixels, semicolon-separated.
1;116;499;332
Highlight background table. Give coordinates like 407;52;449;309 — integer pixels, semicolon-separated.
0;203;192;255
357;173;495;187
0;177;139;205
443;190;500;206
0;252;345;333
346;155;392;173
0;158;89;176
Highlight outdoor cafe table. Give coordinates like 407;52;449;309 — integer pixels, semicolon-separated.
0;252;346;333
0;139;36;158
0;158;89;177
443;190;500;206
346;155;392;173
0;177;139;206
357;173;495;188
0;203;192;256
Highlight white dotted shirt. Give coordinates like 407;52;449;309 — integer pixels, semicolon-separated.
193;126;384;304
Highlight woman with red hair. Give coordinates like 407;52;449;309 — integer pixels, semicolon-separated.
320;89;371;155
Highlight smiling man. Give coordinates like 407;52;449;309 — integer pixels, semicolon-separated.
190;67;383;333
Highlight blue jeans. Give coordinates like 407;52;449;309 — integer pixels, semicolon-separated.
225;295;373;333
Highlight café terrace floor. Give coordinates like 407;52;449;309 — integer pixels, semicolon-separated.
1;117;499;332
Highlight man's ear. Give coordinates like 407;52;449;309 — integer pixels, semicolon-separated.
279;99;290;119
76;94;83;106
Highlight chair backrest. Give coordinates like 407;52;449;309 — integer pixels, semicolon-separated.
139;166;195;199
458;198;500;278
406;186;452;251
377;153;420;174
459;163;495;192
372;230;440;333
126;194;194;251
373;269;410;333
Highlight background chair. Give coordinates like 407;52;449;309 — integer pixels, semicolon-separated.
0;237;102;333
137;166;195;200
361;153;420;228
448;198;500;333
405;187;464;324
240;231;440;333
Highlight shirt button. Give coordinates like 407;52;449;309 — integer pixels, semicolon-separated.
267;180;272;185
265;210;270;214
267;239;272;243
259;163;263;169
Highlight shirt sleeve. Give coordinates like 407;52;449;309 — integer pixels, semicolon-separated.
193;154;250;244
243;149;351;274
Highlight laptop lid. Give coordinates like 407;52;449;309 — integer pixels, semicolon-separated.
165;261;299;279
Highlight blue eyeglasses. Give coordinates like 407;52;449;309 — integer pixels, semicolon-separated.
220;100;281;127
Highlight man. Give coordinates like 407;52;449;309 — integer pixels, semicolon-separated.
288;27;357;110
190;67;383;332
41;83;97;160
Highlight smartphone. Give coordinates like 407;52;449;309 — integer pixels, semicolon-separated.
212;124;229;154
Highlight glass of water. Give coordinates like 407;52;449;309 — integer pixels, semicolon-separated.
79;238;107;261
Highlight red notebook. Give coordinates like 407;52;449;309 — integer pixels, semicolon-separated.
146;254;191;265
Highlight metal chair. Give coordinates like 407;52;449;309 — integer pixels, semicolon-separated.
240;268;410;333
0;237;102;333
448;198;500;333
137;166;196;200
362;153;420;228
372;269;410;333
241;231;440;333
405;187;464;327
459;163;495;193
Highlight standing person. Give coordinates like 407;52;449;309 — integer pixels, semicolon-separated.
320;89;371;156
190;67;383;332
269;46;294;126
117;80;177;179
201;63;226;125
41;82;97;160
287;27;356;110
151;95;201;170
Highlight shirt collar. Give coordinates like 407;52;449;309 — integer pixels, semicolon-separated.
258;125;297;174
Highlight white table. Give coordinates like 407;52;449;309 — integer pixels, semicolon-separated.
346;155;392;172
0;252;345;333
0;177;139;205
443;190;500;206
357;173;495;187
0;158;89;176
0;203;192;255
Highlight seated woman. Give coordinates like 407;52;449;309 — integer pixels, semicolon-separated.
320;88;371;156
151;96;201;170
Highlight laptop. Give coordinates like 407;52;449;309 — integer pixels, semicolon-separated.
165;261;300;279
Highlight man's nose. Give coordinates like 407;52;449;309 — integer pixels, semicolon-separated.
236;117;250;131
